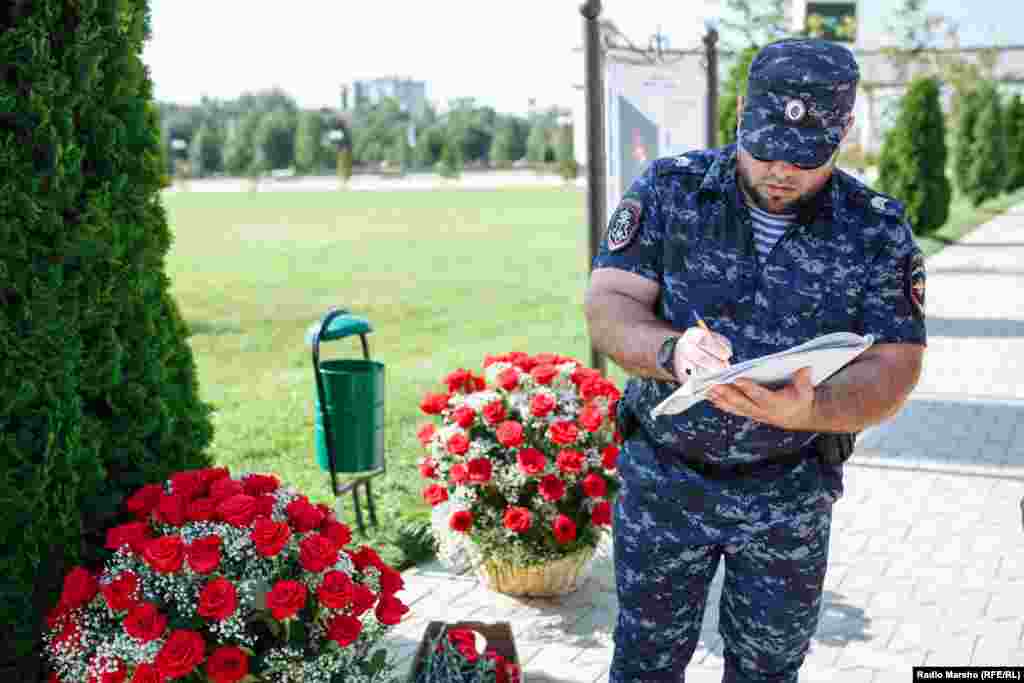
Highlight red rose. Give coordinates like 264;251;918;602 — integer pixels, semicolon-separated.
416;422;436;446
125;484;163;520
529;393;556;417
250;518;292;557
216;494;258;528
452;405;476;428
96;659;127;683
299;534;339;573
143;536;185;574
374;593;409;625
105;522;152;555
124;602;167;642
420;392;450;415
601;444;619;470
444;368;473;393
169;471;204;501
53;618;81;648
496;420;524;448
186;536;222;574
449;463;469;484
349;584;377;617
129;663;162;683
582;472;608;498
209;478;245;502
186;497;218;522
497;368;520;391
57;565;96;610
349;545;384;571
553;514;577;544
511;352;537;372
446;433;470;455
580;377;607;402
422;484;449;506
548;420;578;446
322;519;352;549
418;458;437;479
539;474;566;502
503;506;532;533
448;629;480;662
482;400;506;424
556;449;585;474
266;580;307;620
530;363;559;386
205;646;248;683
570;366;601;388
100;572;138;612
286;497;325;532
378;565;404;595
326;614;363;646
483;353;510;367
578;404;604;432
242;473;279;496
591;500;612;526
199;466;232;488
198;577;238;621
516;448;547;475
467;457;493;483
317;571;355;609
156;493;188;527
614;429;623;443
254;494;276;518
449;510;473;533
155;629;205;679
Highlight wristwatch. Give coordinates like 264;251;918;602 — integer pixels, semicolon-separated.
657;335;684;380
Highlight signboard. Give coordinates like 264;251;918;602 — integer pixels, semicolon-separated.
603;56;706;223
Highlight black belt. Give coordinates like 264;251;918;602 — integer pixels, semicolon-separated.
676;449;809;479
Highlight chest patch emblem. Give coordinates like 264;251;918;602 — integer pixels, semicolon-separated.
608;198;643;252
906;252;926;318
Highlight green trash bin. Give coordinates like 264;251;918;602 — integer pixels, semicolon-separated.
314;358;385;474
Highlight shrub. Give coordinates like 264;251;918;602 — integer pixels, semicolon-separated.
0;1;214;675
962;82;1009;206
719;45;760;147
1005;94;1024;193
877;77;952;234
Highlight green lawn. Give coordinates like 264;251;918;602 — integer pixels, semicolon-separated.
162;182;1024;568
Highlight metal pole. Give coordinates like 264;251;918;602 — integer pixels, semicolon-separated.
703;25;719;149
581;0;607;374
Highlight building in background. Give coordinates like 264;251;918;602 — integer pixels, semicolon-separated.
346;76;428;115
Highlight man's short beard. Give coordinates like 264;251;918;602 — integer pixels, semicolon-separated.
736;162;814;214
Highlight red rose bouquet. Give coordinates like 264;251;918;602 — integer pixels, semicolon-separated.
43;468;407;683
417;352;621;570
413;626;520;683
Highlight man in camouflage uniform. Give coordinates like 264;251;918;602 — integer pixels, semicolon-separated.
584;38;927;682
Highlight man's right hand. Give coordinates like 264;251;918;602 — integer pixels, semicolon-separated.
674;327;733;378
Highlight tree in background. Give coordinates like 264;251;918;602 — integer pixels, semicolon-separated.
188;120;224;177
718;45;760;148
526;122;550;164
962;82;1009;206
0;1;214;676
254;109;297;172
877;77;951;234
294;110;326;174
437;134;463;179
414;124;447;168
557;122;578;180
953;87;981;200
717;0;788;49
1005;94;1024;193
223;110;262;176
490;122;515;168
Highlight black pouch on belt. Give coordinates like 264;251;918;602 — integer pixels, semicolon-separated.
616;400;640;441
815;432;857;465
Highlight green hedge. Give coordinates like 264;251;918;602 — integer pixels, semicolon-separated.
0;1;214;677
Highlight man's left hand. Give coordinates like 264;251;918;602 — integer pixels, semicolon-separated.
706;367;815;430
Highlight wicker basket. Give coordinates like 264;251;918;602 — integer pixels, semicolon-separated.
472;546;597;597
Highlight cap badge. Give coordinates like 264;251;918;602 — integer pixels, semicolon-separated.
784;99;807;123
871;196;889;211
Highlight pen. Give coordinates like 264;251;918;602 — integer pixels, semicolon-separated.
692;310;731;367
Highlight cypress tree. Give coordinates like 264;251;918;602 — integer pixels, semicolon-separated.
963;83;1009;206
877;77;952;234
1005;94;1024;193
0;2;214;676
953;87;981;200
719;45;760;147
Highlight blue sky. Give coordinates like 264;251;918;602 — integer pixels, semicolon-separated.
141;1;1022;116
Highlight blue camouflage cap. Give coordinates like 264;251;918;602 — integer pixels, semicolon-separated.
738;38;859;169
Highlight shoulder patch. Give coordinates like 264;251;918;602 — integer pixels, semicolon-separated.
867;192;905;218
905;252;926;319
607;198;642;251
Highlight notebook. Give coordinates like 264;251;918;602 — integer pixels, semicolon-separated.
651;332;875;417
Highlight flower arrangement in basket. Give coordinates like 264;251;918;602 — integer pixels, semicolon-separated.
416;352;621;592
413;624;520;683
43;467;408;683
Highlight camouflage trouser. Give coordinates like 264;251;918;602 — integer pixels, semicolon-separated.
610;439;834;683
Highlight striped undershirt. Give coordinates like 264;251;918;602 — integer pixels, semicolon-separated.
746;201;797;261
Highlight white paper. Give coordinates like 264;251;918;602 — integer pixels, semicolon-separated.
651;332;875;417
